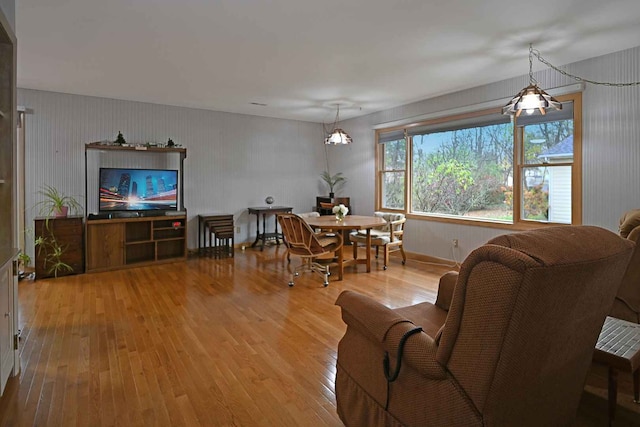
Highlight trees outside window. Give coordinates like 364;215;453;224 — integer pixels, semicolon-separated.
375;92;581;228
379;136;406;210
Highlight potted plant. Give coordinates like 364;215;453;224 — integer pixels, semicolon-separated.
35;184;83;218
35;235;73;278
320;171;347;199
17;250;31;275
32;185;82;278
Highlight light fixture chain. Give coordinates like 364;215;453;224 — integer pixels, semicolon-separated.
532;48;640;87
528;44;538;85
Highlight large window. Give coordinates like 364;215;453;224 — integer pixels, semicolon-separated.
376;93;581;228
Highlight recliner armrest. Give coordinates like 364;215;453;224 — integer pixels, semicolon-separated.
435;271;458;311
336;290;446;379
336;290;410;343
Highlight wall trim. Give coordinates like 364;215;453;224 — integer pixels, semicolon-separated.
373;82;585;130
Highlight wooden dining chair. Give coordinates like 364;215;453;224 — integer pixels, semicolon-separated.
277;213;343;287
349;212;406;270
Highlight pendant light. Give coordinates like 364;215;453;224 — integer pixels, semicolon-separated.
325;104;353;145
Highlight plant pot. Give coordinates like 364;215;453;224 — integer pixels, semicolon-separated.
54;206;69;218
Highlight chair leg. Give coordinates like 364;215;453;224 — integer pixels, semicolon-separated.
288;272;295;287
400;244;406;265
288;258;332;287
375;246;379;259
352;242;358;260
383;245;390;270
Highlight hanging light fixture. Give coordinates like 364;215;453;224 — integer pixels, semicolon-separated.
324;104;353;145
503;44;562;117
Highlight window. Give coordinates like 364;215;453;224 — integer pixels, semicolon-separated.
375;92;582;228
377;129;406;210
515;102;576;224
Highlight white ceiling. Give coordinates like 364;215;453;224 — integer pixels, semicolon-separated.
15;0;640;123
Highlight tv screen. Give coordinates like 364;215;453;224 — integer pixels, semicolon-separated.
99;168;178;212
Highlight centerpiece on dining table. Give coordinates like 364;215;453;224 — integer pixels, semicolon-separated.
332;204;349;222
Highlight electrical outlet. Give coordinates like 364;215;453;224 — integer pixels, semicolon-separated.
452;239;459;248
236;226;241;234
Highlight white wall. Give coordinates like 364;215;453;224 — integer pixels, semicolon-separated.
19;45;640;262
332;45;640;260
18;90;329;256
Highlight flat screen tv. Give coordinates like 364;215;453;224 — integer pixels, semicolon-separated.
99;168;178;212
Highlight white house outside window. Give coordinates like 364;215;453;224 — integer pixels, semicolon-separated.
375;92;582;228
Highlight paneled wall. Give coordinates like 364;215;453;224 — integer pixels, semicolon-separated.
18;90;328;255
333;45;640;260
19;45;640;262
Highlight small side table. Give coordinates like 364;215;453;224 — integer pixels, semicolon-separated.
593;316;640;426
248;206;293;251
198;213;234;254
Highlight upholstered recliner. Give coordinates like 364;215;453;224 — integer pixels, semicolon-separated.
349;212;406;270
335;226;634;426
610;209;640;322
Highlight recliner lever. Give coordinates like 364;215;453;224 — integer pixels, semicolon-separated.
383;326;423;383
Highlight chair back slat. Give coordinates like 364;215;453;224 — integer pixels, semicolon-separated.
278;213;326;256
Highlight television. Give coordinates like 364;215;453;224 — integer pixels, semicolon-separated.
99;168;178;213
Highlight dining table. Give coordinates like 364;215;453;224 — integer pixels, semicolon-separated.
305;214;388;280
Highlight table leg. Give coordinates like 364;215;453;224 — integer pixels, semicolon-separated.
251;212;261;248
634;369;640;403
198;217;202;253
366;229;372;273
261;213;267;251
338;245;343;280
274;215;281;245
608;366;618;426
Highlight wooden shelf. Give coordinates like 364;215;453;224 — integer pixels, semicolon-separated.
85;141;187;155
86;214;187;273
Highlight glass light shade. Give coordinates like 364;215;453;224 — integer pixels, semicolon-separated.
324;128;353;145
503;84;562;117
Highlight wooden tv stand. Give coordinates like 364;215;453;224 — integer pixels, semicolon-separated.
85;214;187;273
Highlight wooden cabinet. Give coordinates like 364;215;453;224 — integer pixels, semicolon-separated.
316;196;351;215
34;216;85;279
86;222;124;270
0;7;20;396
86;215;187;273
0;255;15;395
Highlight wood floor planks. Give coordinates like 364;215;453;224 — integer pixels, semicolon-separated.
0;246;634;426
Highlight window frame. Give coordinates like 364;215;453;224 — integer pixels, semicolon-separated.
375;126;408;212
375;92;582;230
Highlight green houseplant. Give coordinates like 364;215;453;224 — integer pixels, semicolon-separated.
33;185;83;278
35;184;83;218
320;171;347;198
17;250;31;274
35;235;72;278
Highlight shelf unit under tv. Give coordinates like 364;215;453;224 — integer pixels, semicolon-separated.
86;214;187;273
84;142;188;272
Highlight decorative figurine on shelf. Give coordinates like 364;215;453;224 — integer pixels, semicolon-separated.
333;204;349;222
265;196;275;206
115;131;127;146
167;138;175;147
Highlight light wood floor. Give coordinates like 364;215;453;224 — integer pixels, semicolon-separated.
0;245;637;426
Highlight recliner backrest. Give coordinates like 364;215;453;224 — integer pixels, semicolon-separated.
435;226;633;424
613;209;640;320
